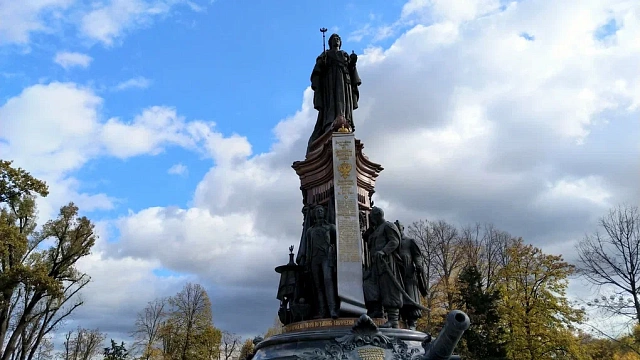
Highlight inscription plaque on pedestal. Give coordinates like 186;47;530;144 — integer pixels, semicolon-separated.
332;132;366;315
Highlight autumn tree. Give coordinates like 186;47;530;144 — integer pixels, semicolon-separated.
615;353;640;360
498;239;586;360
194;325;221;360
0;161;96;360
579;332;617;360
577;204;640;323
158;320;180;359
237;339;254;360
430;220;463;310
575;326;640;360
14;278;90;360
168;283;215;360
263;317;283;339
61;327;106;360
407;220;441;333
132;298;166;359
458;223;512;291
140;283;221;359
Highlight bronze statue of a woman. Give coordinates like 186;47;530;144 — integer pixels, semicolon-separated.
307;33;361;152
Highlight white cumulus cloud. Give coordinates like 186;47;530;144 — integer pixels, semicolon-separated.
0;0;73;45
113;76;151;91
53;51;93;69
79;0;207;46
105;0;640;336
0;0;208;47
0;82;220;222
167;163;188;176
1;0;640;341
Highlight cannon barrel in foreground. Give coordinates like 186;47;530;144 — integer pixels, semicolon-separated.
422;310;470;360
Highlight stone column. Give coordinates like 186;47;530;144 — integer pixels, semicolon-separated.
331;132;366;315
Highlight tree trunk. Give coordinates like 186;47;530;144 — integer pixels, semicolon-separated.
0;293;42;360
0;290;14;354
181;321;193;360
26;314;49;360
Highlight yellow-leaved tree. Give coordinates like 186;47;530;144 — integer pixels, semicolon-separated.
238;338;255;360
498;239;587;360
134;283;222;360
614;352;640;360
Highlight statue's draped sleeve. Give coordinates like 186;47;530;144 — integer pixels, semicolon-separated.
311;55;324;111
409;237;429;297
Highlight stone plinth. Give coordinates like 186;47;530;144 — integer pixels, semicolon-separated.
283;317;386;332
292;134;384;214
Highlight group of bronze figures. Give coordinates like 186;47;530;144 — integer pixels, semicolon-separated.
266;31;469;360
277;204;428;330
362;209;428;330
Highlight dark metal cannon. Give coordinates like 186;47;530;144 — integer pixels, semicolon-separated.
421;310;471;360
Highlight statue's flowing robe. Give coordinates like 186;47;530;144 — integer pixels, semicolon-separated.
296;203;336;266
297;217;338;315
363;221;404;309
398;236;425;319
308;48;361;149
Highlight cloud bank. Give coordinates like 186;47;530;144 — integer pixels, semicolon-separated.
1;0;638;340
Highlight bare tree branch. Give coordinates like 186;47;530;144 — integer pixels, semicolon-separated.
576;204;640;323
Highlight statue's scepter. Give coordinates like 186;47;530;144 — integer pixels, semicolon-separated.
320;27;328;63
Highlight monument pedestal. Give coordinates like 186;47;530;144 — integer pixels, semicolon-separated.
254;315;428;360
292;132;383;317
253;313;469;360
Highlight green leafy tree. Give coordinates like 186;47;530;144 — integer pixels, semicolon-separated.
455;265;506;359
0;160;96;360
103;339;129;360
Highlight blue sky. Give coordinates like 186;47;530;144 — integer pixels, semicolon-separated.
1;0;639;349
2;0;410;213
